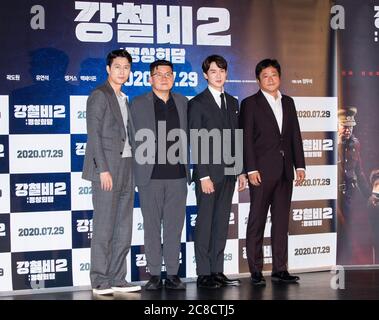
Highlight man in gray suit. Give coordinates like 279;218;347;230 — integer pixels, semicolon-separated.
82;49;141;295
130;60;190;290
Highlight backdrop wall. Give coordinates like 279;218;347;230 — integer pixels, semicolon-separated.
0;0;338;292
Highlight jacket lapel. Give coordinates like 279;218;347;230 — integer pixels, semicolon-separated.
204;88;224;125
257;90;281;136
144;92;157;137
172;93;185;131
125;98;135;135
171;93;189;168
225;93;238;129
104;81;126;137
281;97;289;136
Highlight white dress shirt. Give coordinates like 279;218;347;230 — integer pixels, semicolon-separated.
116;92;132;158
248;90;304;175
208;85;226;109
261;89;283;133
200;86;226;181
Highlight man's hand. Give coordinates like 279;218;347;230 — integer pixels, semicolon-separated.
201;178;215;194
295;169;306;184
248;172;261;186
238;174;248;192
100;171;113;191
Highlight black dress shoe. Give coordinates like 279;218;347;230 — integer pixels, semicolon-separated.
212;272;241;286
145;275;163;290
251;272;266;286
271;271;300;283
165;275;186;290
197;275;221;289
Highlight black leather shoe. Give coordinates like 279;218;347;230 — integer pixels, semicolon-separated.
145;276;163;290
196;275;221;289
271;271;300;283
251;272;266;286
165;275;186;290
212;272;241;286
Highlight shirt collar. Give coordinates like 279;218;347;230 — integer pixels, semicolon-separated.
208;85;224;99
153;91;172;103
115;91;126;99
261;89;282;103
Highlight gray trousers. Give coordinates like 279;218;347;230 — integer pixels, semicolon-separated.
138;178;187;276
90;157;134;288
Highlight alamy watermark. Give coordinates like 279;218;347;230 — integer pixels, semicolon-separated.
134;121;243;175
330;265;345;290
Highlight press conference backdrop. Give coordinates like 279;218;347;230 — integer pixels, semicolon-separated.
0;0;337;292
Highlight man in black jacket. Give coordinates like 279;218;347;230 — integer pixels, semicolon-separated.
188;55;247;289
240;59;305;285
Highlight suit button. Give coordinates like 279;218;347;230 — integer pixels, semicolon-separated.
122;138;125;142
120;152;122;155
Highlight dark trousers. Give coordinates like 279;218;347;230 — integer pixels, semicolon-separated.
194;176;235;275
246;175;293;274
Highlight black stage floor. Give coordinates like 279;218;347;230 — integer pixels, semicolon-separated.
1;269;378;301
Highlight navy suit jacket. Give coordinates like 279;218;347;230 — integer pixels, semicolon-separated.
188;88;241;183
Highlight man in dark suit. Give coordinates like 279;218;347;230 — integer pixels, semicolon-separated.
188;55;247;289
82;49;141;295
130;60;191;290
240;59;305;285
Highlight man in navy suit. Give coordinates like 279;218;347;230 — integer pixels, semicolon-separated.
240;59;305;285
189;55;247;289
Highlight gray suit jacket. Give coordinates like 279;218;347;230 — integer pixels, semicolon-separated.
82;81;135;183
130;91;191;186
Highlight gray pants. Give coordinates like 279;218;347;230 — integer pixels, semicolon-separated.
138;178;187;276
90;157;134;288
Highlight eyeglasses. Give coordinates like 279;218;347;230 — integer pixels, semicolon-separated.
151;72;174;79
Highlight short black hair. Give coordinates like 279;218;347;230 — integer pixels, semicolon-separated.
106;49;132;67
149;60;173;74
202;55;228;73
255;59;281;79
